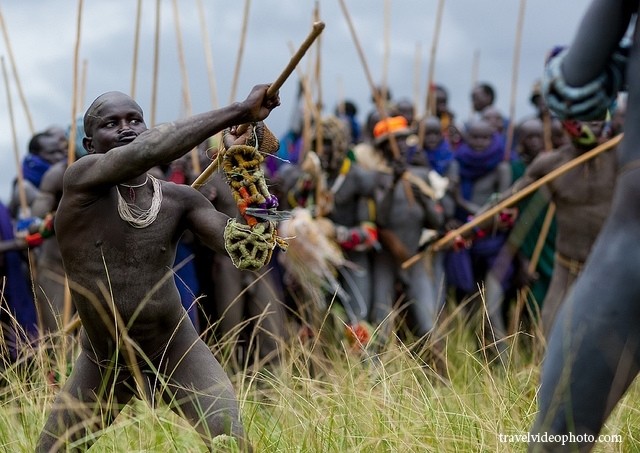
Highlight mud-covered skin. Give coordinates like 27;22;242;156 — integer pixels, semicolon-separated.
530;1;640;451
36;86;278;452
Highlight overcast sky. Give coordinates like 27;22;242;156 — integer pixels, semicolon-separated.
0;0;592;205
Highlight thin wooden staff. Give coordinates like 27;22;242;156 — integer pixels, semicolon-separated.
229;0;252;104
510;200;556;335
413;41;422;119
503;0;527;160
2;56;28;218
68;0;84;168
191;21;326;189
336;0;399;158
337;0;416;204
528;202;555;275
426;0;445;116
312;2;326;211
542;110;553;150
294;44;321;166
196;0;219;109
382;0;391;98
401;133;624;269
0;8;34;134
417;0;446;145
336;75;345;116
61;0;84;331
130;0;143;98
171;0;200;174
150;0;161;127
469;49;480;121
79;59;88;114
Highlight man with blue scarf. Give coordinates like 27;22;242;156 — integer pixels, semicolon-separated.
9;131;66;218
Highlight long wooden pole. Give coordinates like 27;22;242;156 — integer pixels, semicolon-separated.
290;41;320;167
424;0;445;117
67;0;84;168
171;0;200;174
503;0;527;159
0;8;34;134
191;22;326;189
2;56;28;218
337;0;416;204
337;0;401;158
528;202;555;274
61;0;85;333
79;59;88;114
171;0;192;117
382;0;391;100
418;0;446;145
196;0;219;109
150;0;161;127
413;42;422;119
130;0;143;98
229;0;252;103
469;49;480;121
313;2;323;157
401;133;624;268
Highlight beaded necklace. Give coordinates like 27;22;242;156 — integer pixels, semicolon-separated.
116;174;163;228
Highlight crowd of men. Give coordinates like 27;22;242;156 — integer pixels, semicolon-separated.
0;70;628;450
1;77;623;362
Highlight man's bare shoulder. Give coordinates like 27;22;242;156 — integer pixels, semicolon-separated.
40;161;67;191
62;154;103;190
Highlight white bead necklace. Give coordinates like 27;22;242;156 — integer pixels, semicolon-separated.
116;174;163;228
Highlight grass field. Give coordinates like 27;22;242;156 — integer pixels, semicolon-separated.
0;297;638;452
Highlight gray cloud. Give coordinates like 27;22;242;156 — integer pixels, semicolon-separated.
0;0;591;205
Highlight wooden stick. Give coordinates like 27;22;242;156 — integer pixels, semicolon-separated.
130;0;143;98
417;0;446;145
2;56;28;218
382;0;391;97
503;0;527;159
312;2;323;165
171;0;200;174
401;133;624;268
336;75;345;116
425;0;445;117
337;0;414;203
171;0;192;117
469;49;480;121
337;0;400;158
0;8;34;134
79;59;88;113
150;0;161;127
269;22;325;101
68;0;84;168
191;22;326;189
229;0;252;103
413;41;422;119
290;43;319;166
196;0;219;109
542;110;553;150
528;202;555;274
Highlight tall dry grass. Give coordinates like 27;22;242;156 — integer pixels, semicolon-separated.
0;289;638;452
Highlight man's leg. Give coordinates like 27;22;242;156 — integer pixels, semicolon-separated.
36;352;133;452
159;321;251;452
